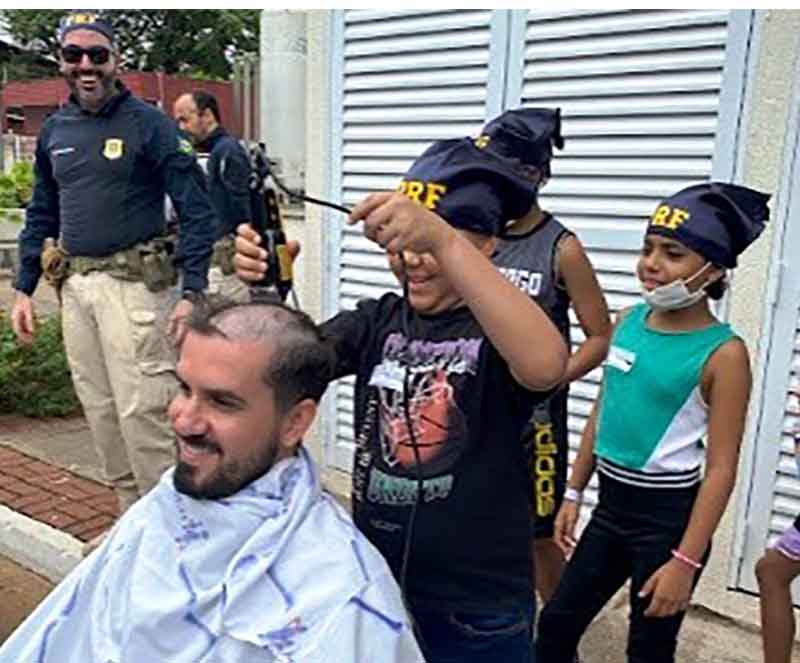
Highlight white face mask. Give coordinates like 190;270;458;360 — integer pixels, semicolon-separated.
641;262;716;311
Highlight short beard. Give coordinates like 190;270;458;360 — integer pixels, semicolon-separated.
172;436;280;500
65;68;117;111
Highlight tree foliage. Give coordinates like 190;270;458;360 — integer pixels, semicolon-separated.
1;10;260;79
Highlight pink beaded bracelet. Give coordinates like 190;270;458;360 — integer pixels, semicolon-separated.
671;549;703;570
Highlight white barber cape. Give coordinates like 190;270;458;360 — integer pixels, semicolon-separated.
0;448;424;663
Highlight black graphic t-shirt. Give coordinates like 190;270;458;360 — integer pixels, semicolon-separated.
322;293;543;612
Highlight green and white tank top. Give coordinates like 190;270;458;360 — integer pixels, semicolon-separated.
595;303;736;488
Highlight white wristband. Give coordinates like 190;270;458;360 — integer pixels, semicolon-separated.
564;487;583;503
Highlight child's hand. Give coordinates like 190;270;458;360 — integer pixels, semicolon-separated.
349;192;455;256
553;501;579;555
639;559;694;617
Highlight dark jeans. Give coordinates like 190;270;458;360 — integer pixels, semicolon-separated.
411;599;535;663
536;474;706;663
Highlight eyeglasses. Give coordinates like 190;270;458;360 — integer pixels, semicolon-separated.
61;45;112;65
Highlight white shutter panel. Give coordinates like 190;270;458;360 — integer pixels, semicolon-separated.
736;277;800;599
508;9;738;511
327;10;504;470
768;322;800;543
735;81;800;597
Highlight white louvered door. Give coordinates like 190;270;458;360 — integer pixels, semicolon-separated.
503;9;750;511
324;9;753;483
326;9;508;470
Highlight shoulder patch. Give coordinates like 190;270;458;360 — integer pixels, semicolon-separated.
177;138;194;156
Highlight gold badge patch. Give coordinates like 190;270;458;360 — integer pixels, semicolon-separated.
473;134;491;150
103;139;124;160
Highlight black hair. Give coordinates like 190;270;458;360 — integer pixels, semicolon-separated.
519;162;550;188
184;299;334;413
192;90;221;123
705;273;728;300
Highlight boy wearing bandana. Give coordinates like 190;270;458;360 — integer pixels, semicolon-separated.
235;130;570;661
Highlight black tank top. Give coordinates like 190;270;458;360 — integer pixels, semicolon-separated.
493;213;573;347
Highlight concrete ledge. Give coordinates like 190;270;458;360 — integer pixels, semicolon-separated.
0;505;81;583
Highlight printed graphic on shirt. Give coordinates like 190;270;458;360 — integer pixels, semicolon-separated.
528;402;558;518
498;266;543;297
354;332;482;507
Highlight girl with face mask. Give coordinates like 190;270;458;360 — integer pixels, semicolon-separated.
535;182;770;663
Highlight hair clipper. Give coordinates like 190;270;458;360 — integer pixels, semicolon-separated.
248;145;293;302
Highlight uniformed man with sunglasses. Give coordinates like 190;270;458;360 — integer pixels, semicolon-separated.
10;11;219;530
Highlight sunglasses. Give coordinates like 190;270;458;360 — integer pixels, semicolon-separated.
61;45;112;65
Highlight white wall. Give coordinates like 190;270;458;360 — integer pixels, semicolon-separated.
693;9;800;628
270;10;353;494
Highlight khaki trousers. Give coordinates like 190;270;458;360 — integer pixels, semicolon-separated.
207;265;250;303
60;272;177;513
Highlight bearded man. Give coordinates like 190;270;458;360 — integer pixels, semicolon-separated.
0;301;423;663
10;11;218;519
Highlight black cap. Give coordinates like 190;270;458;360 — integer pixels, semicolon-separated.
478;107;564;171
59;10;115;45
399;137;539;237
646;182;770;268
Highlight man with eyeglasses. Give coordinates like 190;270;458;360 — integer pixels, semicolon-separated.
10;11;219;530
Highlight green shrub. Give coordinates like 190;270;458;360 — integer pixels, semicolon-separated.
10;161;34;207
0;311;82;417
0;174;17;208
0;161;34;210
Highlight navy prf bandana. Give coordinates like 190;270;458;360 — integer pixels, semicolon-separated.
399;137;539;238
59;10;115;45
478;107;564;170
646;182;770;268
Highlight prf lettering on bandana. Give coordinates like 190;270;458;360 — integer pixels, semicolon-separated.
397;180;447;211
66;12;100;26
651;204;691;230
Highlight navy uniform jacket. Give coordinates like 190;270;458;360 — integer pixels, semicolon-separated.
198;127;254;238
16;83;218;295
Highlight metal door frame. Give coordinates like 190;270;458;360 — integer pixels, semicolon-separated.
731;40;800;594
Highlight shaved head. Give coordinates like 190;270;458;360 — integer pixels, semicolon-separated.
184;301;333;413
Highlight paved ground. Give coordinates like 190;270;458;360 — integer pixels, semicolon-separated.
0;437;117;542
0;555;52;644
580;597;767;662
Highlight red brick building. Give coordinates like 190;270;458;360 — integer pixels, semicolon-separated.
3;71;243;136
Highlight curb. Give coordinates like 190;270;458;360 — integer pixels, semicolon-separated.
0;504;82;583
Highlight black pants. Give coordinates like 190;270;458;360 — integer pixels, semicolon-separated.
536;474;706;663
